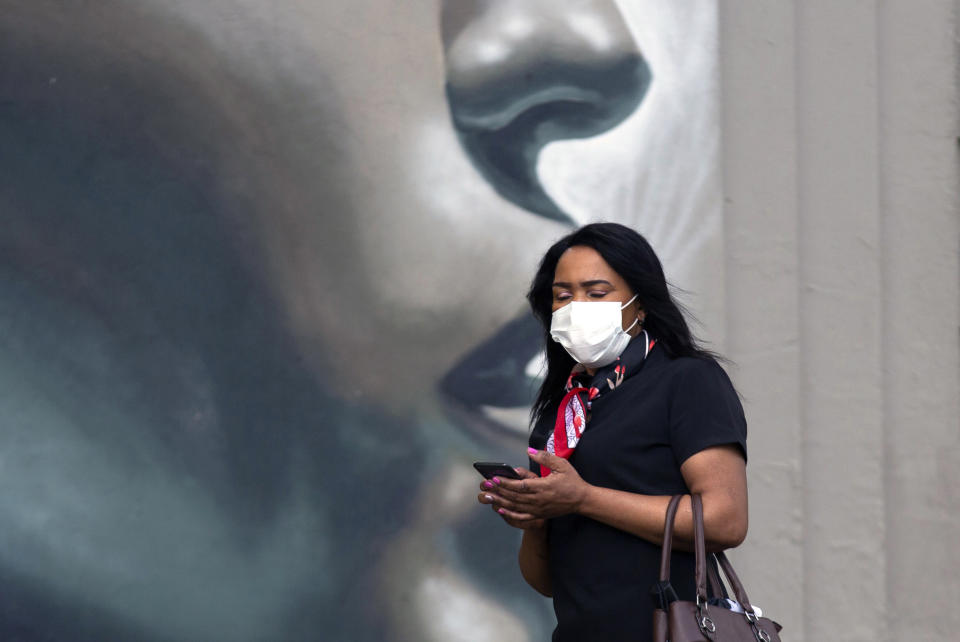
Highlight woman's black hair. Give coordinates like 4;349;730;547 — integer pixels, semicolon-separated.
527;222;720;424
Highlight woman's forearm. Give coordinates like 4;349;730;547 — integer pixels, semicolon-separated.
574;446;748;551
518;526;552;596
577;485;747;551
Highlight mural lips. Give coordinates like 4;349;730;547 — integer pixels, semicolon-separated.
439;312;544;443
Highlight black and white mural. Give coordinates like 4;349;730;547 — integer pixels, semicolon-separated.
0;1;722;639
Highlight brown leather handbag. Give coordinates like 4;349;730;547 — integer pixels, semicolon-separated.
651;494;783;642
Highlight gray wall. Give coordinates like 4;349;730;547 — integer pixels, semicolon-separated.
720;1;960;640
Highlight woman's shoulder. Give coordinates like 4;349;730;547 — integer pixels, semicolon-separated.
659;352;726;376
659;353;738;394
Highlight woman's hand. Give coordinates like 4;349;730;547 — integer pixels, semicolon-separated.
483;449;591;521
478;466;546;530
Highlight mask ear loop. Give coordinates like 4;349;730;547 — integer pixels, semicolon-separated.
621;294;642;333
619;294;639;310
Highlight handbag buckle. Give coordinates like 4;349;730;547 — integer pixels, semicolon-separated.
744;609;772;642
699;615;716;634
695;595;716;636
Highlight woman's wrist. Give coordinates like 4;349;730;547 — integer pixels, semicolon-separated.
524;520;548;536
574;481;597;515
521;524;549;560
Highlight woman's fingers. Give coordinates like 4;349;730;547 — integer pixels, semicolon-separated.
527;448;568;474
494;504;539;524
488;491;540;515
494;485;531;503
492;476;543;503
478;489;526;507
477;463;558;520
478;480;537;510
478;478;527;502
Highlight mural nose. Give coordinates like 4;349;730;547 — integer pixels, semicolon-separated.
442;0;651;223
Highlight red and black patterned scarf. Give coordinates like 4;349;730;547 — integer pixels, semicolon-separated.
541;330;656;476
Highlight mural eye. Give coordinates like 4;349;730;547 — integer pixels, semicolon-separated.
441;0;651;223
439;313;545;441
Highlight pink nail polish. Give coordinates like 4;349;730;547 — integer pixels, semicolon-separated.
482;481;493;489
492;477;501;485
527;447;537;455
497;508;506;515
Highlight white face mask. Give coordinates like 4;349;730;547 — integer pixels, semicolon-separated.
549;294;639;368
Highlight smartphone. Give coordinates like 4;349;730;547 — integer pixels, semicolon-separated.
473;461;522;480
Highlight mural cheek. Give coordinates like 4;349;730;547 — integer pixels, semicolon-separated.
375;462;533;641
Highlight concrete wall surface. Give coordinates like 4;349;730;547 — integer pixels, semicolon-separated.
720;1;960;640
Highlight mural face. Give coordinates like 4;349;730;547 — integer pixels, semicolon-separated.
0;1;720;640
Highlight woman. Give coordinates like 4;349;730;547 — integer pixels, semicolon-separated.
478;222;748;641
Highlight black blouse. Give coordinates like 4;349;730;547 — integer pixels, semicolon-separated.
529;338;747;642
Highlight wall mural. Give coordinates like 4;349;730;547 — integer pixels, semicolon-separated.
0;1;721;640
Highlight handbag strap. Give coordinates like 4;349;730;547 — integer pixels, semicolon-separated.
715;550;757;616
691;493;709;604
658;494;726;603
656;496;775;640
658;494;685;581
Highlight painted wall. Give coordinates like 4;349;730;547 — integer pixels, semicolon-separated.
0;2;724;640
